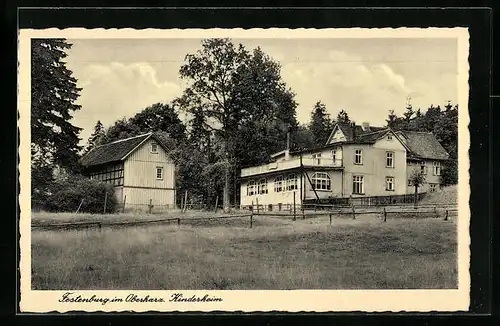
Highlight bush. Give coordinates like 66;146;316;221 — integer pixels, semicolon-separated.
45;174;118;214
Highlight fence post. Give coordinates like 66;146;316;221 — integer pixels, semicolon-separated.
293;192;296;221
302;204;305;220
256;198;260;214
444;210;449;221
214;196;219;213
103;191;108;214
76;198;84;214
434;205;438;218
329;213;332;225
351;204;356;220
183;191;188;213
122;195;127;213
177;218;180;227
148;198;153;214
250;214;253;228
383;207;387;222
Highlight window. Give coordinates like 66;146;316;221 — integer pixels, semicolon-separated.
386;177;395;191
151;142;158;153
387;134;393;140
312;153;322;165
332;149;337;161
420;164;428;175
247;180;256;196
433;161;441;175
274;176;284;192
430;184;438;192
311;172;331;191
408;179;412;186
258;179;268;194
354;149;363;164
156;167;163;180
352;175;364;194
286;174;298;191
386;151;394;168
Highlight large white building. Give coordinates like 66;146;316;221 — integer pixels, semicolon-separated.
239;122;449;207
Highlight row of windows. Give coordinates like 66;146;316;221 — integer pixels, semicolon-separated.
312;149;395;168
247;174;298;196
90;169;124;186
90;166;165;185
246;174;397;196
408;161;441;176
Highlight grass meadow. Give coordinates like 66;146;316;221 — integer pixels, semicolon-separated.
31;211;458;290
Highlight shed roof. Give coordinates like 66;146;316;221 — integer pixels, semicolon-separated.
79;132;169;168
395;130;449;160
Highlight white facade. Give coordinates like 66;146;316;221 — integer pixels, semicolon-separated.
122;138;176;207
239;129;431;206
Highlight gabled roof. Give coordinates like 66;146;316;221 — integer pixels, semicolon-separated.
326;122;387;144
395;130;449;161
79;132;169;168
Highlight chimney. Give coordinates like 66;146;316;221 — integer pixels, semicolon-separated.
351;121;356;140
362;122;370;132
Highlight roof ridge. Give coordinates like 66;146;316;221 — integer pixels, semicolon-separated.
399;130;433;134
92;132;153;149
356;129;389;136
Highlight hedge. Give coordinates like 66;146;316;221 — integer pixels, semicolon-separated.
45;174;118;214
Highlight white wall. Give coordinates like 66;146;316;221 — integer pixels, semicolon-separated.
342;134;407;197
406;160;442;194
123;138;176;206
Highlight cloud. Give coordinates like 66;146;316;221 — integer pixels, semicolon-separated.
280;49;454;126
71;62;182;144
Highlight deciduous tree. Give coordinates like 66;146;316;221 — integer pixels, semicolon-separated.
175;38;298;210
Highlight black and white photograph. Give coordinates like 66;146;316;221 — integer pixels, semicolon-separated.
18;27;470;312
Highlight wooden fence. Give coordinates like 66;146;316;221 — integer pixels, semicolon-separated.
32;203;458;232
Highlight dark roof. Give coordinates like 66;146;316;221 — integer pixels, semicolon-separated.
395;131;449;160
79;133;154;167
355;129;389;142
328;122;387;144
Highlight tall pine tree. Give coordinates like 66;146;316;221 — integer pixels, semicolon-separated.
336;110;351;124
309;101;333;145
31;39;83;202
84;120;105;153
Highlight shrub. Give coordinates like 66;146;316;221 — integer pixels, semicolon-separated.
46;174;117;214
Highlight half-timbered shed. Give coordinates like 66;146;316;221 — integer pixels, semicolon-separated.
79;132;176;209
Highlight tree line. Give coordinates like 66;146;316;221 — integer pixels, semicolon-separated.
31;38;459;211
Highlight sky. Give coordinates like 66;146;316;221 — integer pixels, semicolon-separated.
64;37;458;145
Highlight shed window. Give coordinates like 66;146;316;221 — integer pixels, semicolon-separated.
151;142;158;153
156;167;163;180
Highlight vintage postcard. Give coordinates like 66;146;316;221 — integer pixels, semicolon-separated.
18;27;470;312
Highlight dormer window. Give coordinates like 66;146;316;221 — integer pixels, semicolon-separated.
151;142;158;153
